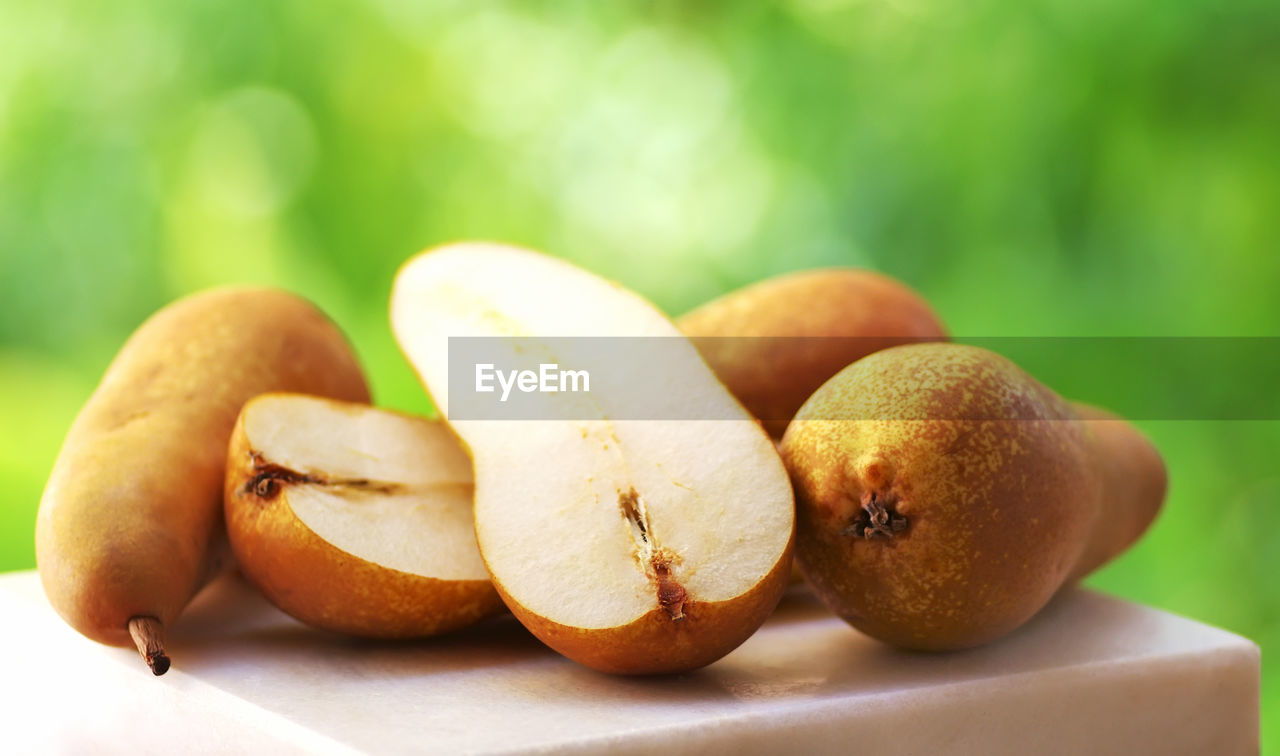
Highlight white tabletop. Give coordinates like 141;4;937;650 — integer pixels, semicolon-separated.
0;570;1259;755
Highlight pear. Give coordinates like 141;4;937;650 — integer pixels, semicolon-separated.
780;343;1165;650
678;269;947;437
224;393;503;637
36;288;369;673
391;242;794;674
1066;403;1167;582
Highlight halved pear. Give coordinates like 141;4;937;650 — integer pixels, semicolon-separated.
224;393;503;638
390;242;795;674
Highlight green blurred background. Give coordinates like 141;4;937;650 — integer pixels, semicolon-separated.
1;0;1274;744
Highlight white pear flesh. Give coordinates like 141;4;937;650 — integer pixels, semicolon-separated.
224;393;502;638
390;243;794;673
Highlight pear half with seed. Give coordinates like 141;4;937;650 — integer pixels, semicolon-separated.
224;393;503;637
391;242;795;674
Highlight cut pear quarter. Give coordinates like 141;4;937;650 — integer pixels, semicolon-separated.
391;243;795;673
224;393;503;638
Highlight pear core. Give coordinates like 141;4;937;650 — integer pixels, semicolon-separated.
240;395;486;581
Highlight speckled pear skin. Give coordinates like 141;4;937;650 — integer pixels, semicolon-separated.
677;269;948;437
1067;403;1167;582
780;343;1165;651
36;288;370;649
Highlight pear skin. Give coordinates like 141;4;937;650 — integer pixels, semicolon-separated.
677;269;948;437
780;343;1165;650
1068;403;1167;580
36;288;369;673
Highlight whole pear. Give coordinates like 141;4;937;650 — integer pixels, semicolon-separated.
780;343;1165;650
677;269;947;437
36;288;369;673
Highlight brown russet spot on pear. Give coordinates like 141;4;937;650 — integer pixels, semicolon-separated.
781;342;1166;651
36;288;370;673
677;268;948;437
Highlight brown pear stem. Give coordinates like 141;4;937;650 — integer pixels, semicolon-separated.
128;616;171;676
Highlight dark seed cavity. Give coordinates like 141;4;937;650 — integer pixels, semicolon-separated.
619;488;648;544
653;558;688;621
243;451;403;500
253;475;280;499
619;488;689;621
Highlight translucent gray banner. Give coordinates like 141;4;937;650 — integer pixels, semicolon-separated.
444;337;1280;421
